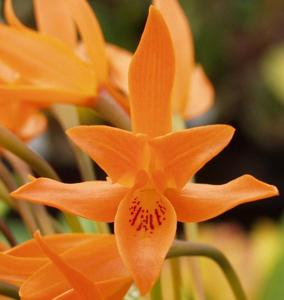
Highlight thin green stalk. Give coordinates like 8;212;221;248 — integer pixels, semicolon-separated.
0;179;13;207
150;277;163;300
0;218;17;246
169;258;183;300
52;104;96;181
168;240;248;300
0;282;19;299
0;126;82;233
0;126;59;180
95;91;131;130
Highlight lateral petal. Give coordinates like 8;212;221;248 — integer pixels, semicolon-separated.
166;175;279;222
0;253;46;286
115;189;177;294
0;85;94;106
0;24;95;92
20;234;131;299
106;44;132;95
11;178;128;222
129;6;175;138
154;0;194;114
67;125;147;185
32;232;102;300
34;0;77;47
185;65;214;120
65;0;108;83
150;125;235;189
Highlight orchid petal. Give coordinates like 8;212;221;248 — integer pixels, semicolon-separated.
32;232;103;300
34;0;77;47
6;234;97;257
20;235;131;299
129;6;175;138
11;178;128;222
65;0;108;83
106;44;132;95
150;125;235;189
0;253;46;286
166;175;279;222
0;85;94;106
154;0;194;114
185;65;214;120
67;125;147;185
115;189;177;294
0;24;95;92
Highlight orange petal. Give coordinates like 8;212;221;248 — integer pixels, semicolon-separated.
34;0;77;47
11;178;128;222
0;85;94;107
166;175;279;222
67;125;147;185
65;0;108;83
106;43;132;95
0;253;46;286
154;0;194;114
6;233;96;257
0;59;19;83
115;188;177;294
4;0;27;29
20;234;131;299
32;232;103;300
150;125;235;189
0;24;95;92
185;65;215;120
129;6;175;138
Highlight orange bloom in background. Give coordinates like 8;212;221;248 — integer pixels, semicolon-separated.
0;233;132;299
11;6;278;294
0;0;127;112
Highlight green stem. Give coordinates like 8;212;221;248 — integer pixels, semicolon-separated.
168;240;248;300
0;281;19;299
95;91;131;130
150;277;163;300
0;218;17;246
0;126;59;180
169;258;183;300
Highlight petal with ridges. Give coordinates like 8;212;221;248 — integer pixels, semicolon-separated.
115;189;177;294
166;175;279;222
154;0;194;114
33;232;103;300
107;44;132;95
129;6;175;138
0;85;94;107
185;65;214;120
34;0;77;47
65;0;108;83
11;178;128;222
150;125;235;189
67;125;147;185
0;24;95;92
20;234;131;299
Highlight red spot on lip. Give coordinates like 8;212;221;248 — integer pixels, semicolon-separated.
131;207;142;226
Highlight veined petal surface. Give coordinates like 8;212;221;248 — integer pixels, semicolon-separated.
154;0;194;114
34;0;77;47
150;125;235;189
166;175;279;222
11;178;128;222
67;125;147;185
115;189;177;294
129;6;175;138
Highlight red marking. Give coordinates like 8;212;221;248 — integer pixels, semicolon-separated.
131;207;142;226
155;209;162;225
149;214;154;230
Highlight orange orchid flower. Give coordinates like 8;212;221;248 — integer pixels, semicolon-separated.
11;6;278;294
0;0;127;112
106;0;214;120
0;233;132;299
